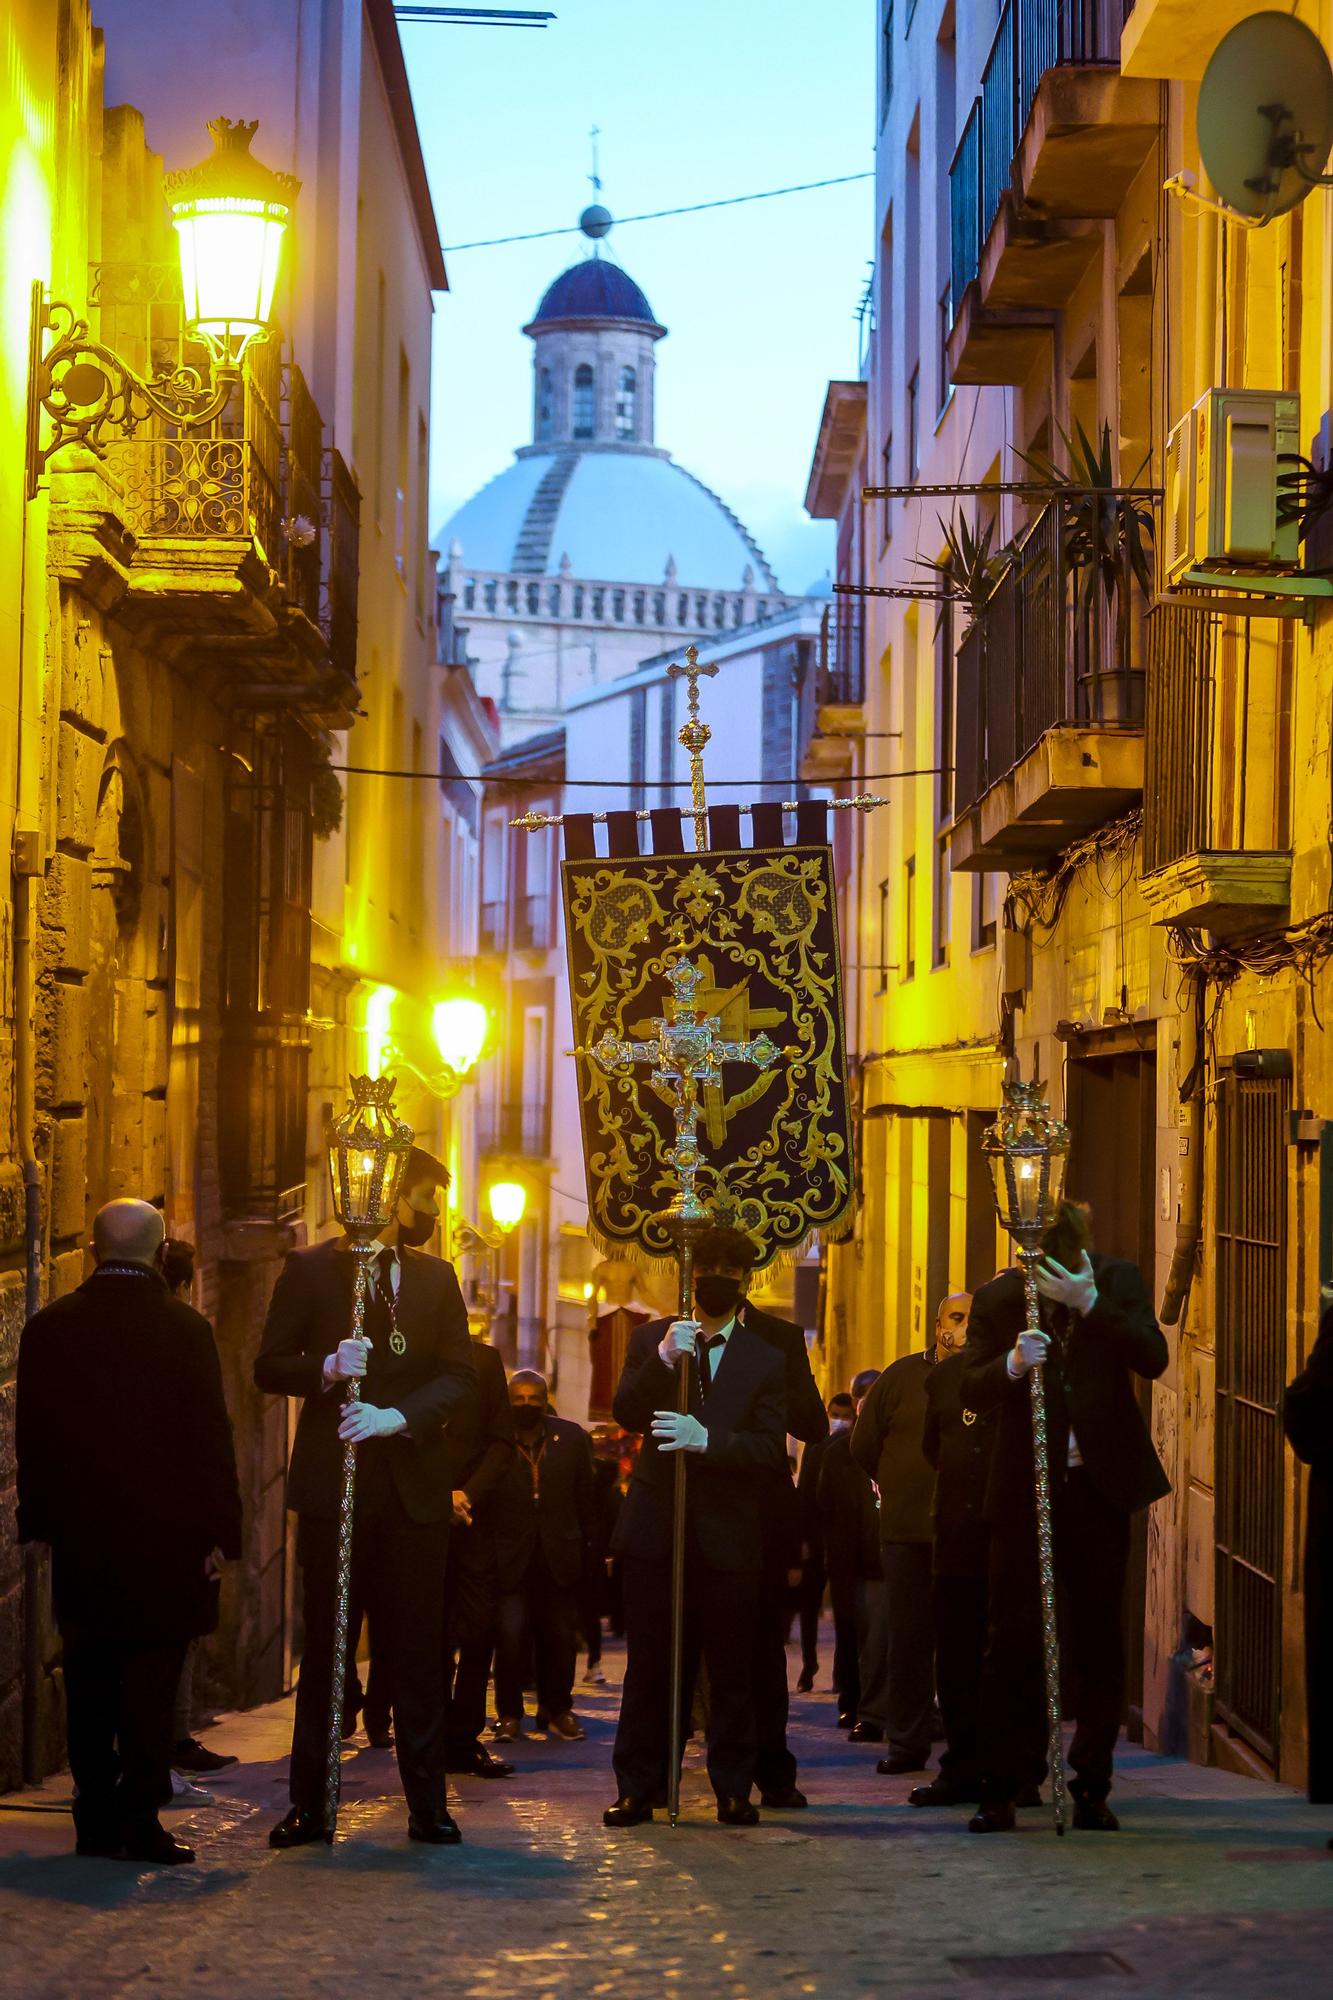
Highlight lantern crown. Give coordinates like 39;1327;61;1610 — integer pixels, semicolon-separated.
164;118;301;210
327;1073;415;1242
982;1077;1070;1247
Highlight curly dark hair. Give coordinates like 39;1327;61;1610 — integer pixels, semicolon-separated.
693;1225;759;1274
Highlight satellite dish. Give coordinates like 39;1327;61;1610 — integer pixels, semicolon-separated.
1198;12;1333;222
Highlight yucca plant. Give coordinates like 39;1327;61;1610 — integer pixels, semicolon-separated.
912;511;1015;628
1020;420;1154;607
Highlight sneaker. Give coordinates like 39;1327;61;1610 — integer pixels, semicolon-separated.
166;1770;214;1808
171;1735;238;1775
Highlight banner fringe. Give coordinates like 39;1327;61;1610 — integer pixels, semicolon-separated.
580;1206;853;1278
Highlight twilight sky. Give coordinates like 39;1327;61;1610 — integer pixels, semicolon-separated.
403;0;874;595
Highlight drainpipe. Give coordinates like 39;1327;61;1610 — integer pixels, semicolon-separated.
13;831;44;1782
1160;969;1204;1327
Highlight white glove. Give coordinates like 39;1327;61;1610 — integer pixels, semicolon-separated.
326;1335;372;1383
659;1319;700;1368
1035;1250;1097;1316
652;1409;708;1454
1007;1329;1051;1379
338;1401;406;1444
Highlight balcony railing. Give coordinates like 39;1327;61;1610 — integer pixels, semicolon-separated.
948;0;1129;308
321;447;360;685
451;562;796;638
1142;604;1211;875
514;893;553;951
817;600;865;705
480;899;507;954
103;433;278;554
479;1102;550;1158
282;363;323;628
954;499;1145;819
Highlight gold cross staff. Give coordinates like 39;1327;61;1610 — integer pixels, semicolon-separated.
666;644;720;852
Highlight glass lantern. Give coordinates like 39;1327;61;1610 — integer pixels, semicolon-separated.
327;1075;415;1243
981;1078;1070;1250
487;1179;527;1234
432;996;489;1081
166;119;299;368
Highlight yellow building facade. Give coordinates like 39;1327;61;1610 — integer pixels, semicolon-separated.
809;0;1333;1789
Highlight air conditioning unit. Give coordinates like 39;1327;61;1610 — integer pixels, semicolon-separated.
1164;388;1300;583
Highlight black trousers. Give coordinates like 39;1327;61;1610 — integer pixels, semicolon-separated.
494;1546;578;1722
443;1527;501;1754
881;1541;935;1763
829;1577;861;1716
614;1549;759;1801
292;1498;450;1823
796;1561;825;1677
932;1570;987;1789
753;1553;798;1794
979;1467;1130;1805
63;1634;186;1843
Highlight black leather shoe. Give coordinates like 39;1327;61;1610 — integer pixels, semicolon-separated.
795;1669;815;1693
759;1786;808;1809
452;1744;514;1779
835;1711;854;1730
908;1778;976;1807
716;1795;759;1827
408;1813;462;1845
123;1824;195;1865
366;1728;394;1750
967;1802;1016;1833
876;1752;927;1775
603;1796;654;1827
268;1807;328;1850
1073;1798;1120;1831
846;1721;884;1744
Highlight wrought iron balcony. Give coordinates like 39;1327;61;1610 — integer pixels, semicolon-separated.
479;1101;551;1159
950;499;1145;870
798;601;865;782
1140;603;1292;933
479;899;507;955
513;893;554;952
947;1;1153;386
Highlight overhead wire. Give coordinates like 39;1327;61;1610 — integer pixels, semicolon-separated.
442;171;874;251
330;763;948;785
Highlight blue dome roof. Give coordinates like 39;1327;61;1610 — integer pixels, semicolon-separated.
529;259;661;329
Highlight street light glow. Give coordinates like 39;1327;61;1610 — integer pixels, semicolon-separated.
167;118;298;367
432;995;489;1078
487;1179;527;1232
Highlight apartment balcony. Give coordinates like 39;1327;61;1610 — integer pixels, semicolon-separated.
950;500;1145;872
513;892;555;953
63;267;360;725
479;899;508;956
1139;603;1292;934
799;600;865;783
479;1102;551;1161
948;0;1157;385
1121;1;1260;83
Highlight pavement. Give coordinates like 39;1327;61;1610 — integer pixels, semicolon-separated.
2;1630;1331;2000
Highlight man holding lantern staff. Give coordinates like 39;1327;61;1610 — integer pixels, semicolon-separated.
255;1166;478;1849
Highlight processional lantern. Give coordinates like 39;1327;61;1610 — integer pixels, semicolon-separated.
321;1073;414;1840
982;1074;1072;1838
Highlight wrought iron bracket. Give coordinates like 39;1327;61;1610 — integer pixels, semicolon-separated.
26;288;240;496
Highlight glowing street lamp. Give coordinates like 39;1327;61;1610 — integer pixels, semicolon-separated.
432;995;489;1085
167;118;299;369
487;1179;527;1234
30;118;297;484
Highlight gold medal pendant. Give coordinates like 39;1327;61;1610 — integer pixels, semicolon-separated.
389;1329;406;1357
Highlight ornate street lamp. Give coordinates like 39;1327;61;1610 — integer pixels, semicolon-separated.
378;992;490;1103
29;118;297;487
487;1178;527;1233
322;1073;414;1839
982;1076;1071;1837
453;1180;527;1342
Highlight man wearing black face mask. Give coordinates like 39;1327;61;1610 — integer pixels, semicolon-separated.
492;1372;595;1742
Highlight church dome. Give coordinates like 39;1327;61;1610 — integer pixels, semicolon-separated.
440;448;777;590
527;259;663;331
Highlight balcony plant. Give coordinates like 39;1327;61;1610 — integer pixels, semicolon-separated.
911;511;1014;629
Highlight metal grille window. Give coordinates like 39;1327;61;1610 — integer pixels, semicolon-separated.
1214;1066;1290;1764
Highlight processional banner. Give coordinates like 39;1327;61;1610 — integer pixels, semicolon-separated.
560;808;853;1271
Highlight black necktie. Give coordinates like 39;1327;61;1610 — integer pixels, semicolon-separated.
699;1334;724;1393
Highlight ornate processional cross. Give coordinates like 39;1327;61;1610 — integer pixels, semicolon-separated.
588;956;778;1228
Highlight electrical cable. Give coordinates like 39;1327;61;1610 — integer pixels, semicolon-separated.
442;172;874;251
330;763;947;785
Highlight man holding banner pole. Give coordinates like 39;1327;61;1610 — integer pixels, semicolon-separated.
604;1224;788;1827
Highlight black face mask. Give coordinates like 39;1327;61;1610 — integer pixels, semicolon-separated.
397;1208;436;1249
694;1273;743;1319
512;1404;545;1432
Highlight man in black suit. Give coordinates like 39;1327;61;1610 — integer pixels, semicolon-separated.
851;1294;972;1775
493;1369;595;1742
605;1226;788;1828
442;1332;516;1777
961;1204;1169;1831
16;1199;242;1866
816;1378;882;1730
254;1197;477;1847
735;1271;828;1808
914;1299;998;1806
793;1393;848;1692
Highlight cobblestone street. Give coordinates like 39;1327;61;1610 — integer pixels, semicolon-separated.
3;1635;1331;2000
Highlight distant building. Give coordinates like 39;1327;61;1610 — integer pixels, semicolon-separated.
437;214;803;741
